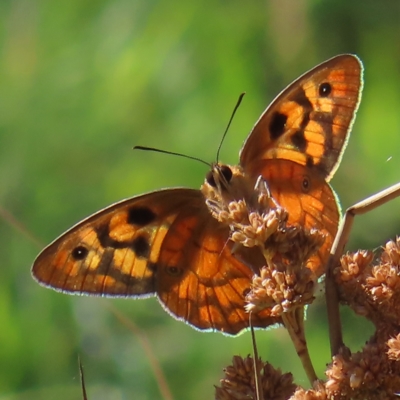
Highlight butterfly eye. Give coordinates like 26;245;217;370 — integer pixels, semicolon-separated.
206;171;216;187
71;246;89;260
206;165;233;188
220;165;233;183
319;82;332;97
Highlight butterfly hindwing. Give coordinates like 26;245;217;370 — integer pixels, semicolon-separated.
257;158;339;275
157;214;277;333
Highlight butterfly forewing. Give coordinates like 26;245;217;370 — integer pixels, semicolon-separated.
240;54;363;180
32;189;205;296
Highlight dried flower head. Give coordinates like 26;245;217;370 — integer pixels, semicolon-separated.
205;170;329;388
204;172;325;317
325;334;400;399
289;380;327;400
337;237;400;327
215;355;296;400
210;197;288;249
245;227;324;316
245;263;315;316
387;333;400;361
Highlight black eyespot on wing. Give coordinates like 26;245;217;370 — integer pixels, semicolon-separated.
206;171;216;187
131;235;150;259
166;265;183;277
71;246;89;260
128;206;156;226
319;82;332;97
292;87;313;109
95;224;112;248
220;165;233;183
302;176;310;192
148;262;158;272
269;112;287;140
291;130;307;152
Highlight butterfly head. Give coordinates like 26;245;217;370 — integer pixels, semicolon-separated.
205;164;233;192
202;163;260;210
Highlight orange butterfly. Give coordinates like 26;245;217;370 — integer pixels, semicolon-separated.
32;54;363;335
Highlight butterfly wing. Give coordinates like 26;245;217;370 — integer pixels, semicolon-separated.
240;54;363;181
254;158;339;276
239;55;362;274
154;202;277;334
32;188;275;334
32;189;203;297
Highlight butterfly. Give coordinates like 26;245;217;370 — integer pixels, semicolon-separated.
32;54;363;335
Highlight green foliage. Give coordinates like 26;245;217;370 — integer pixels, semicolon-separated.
1;1;400;398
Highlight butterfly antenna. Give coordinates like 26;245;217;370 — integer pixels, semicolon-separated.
216;92;246;163
134;146;211;167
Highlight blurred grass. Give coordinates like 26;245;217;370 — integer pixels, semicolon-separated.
1;1;400;399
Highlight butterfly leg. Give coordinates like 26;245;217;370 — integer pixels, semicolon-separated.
254;175;282;211
325;182;400;356
254;175;271;196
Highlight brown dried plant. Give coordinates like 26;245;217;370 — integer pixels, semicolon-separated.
214;180;400;400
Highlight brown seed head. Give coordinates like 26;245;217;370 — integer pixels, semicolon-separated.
325;334;400;399
215;355;296;400
337;238;400;327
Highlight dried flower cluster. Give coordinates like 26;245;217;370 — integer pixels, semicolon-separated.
215;355;296;400
290;380;327;400
318;237;400;398
388;333;400;360
212;173;400;399
206;176;325;319
205;178;289;250
216;315;400;399
337;237;400;329
245;263;314;316
323;334;400;399
208;174;329;395
246;227;324;316
221;199;287;249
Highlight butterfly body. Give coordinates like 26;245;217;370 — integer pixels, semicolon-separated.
32;54;363;335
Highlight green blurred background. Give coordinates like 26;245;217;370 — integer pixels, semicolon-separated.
1;1;400;399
